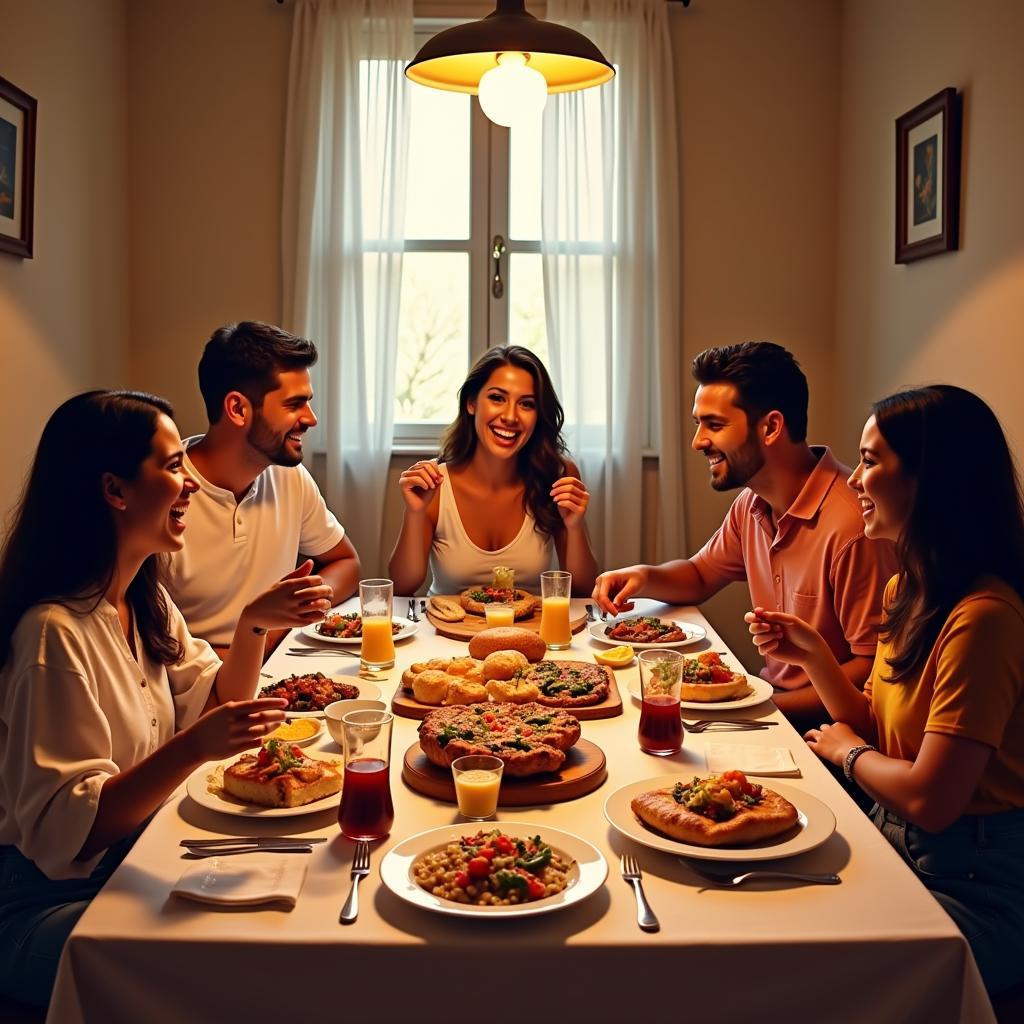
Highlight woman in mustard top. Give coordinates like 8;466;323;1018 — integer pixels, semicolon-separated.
747;385;1024;995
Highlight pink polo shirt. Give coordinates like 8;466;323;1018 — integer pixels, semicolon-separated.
690;447;897;690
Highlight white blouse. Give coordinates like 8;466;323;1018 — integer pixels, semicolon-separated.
0;588;220;879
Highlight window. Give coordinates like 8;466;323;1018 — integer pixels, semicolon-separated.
391;24;550;445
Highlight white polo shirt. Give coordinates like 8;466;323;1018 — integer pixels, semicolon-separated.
164;438;347;645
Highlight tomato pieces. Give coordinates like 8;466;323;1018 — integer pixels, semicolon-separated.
493;835;514;855
467;857;491;879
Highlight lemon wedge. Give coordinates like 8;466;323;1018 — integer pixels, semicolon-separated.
594;645;635;668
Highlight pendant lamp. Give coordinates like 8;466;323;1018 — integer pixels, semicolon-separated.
406;0;615;128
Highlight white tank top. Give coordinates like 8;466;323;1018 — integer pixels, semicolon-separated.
427;465;556;596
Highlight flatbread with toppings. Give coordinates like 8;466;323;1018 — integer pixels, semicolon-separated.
418;702;581;777
679;651;751;702
515;660;612;708
459;586;538;619
630;771;799;847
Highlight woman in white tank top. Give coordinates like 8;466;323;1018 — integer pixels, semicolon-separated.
388;346;598;598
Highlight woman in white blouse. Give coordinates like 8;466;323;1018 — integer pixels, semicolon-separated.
0;390;333;1007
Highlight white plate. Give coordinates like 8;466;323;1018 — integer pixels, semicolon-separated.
256;676;381;717
588;618;706;650
380;822;608;919
627;674;776;712
185;749;343;819
301;617;417;646
604;775;836;862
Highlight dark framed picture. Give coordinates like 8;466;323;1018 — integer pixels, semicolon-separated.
895;87;961;264
0;74;37;258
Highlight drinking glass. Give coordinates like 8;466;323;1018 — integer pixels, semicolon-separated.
539;570;572;650
484;603;515;628
451;755;504;820
338;710;395;840
638;650;684;756
359;579;395;670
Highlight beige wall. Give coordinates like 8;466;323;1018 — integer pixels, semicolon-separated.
835;0;1024;463
0;0;128;519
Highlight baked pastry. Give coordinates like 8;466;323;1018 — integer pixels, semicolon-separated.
516;660;612;708
418;702;581;777
482;649;530;681
223;740;342;808
445;657;479;677
428;596;466;623
412;670;453;706
485;677;541;703
445;680;488;705
630;771;799;847
468;627;546;662
679;651;751;702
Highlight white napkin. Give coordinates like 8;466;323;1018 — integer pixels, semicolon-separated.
704;742;802;778
172;853;308;907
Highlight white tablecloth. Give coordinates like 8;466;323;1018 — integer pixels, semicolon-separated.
47;600;994;1024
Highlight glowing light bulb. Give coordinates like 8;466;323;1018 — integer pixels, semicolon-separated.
478;52;547;128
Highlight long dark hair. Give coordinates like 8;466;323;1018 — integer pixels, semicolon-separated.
0;390;185;668
440;346;568;539
875;385;1024;679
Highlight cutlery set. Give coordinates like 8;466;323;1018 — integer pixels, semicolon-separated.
180;837;326;858
681;718;776;733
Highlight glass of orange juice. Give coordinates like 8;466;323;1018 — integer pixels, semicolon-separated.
539;570;572;650
451;755;504;820
359;579;395;671
484;603;515;628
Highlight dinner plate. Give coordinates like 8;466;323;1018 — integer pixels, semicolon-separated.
604;776;836;862
301;617;417;646
185;749;343;819
379;822;608;919
626;674;776;712
255;677;382;718
588;618;706;650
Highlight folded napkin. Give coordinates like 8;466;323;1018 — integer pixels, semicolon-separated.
172;853;308;907
704;742;802;778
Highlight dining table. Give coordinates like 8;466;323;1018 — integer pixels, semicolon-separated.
46;598;995;1024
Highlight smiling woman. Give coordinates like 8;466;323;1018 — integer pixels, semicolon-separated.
388;346;598;598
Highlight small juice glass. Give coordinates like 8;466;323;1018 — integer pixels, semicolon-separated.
359;579;395;670
638;650;684;756
451;755;504;820
484;603;515;628
539;570;572;650
338;710;395;840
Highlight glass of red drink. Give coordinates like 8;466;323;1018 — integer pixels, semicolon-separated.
638;650;684;756
338;710;395;840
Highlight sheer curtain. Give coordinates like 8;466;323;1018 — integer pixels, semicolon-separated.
282;0;413;575
542;0;684;569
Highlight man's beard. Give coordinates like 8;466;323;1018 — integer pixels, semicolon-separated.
709;436;764;491
248;412;303;467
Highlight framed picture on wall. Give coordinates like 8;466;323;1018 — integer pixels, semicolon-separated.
0;74;37;259
895;87;961;264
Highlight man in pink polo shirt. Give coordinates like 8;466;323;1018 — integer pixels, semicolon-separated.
593;341;896;729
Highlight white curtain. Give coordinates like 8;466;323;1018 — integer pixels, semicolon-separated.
542;0;685;569
282;0;413;575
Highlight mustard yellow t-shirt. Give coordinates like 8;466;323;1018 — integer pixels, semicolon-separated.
865;575;1024;814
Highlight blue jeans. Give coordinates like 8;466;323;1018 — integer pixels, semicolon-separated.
873;804;1024;995
0;835;138;1008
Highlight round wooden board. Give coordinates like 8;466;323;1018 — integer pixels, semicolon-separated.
426;595;588;641
402;738;607;806
392;666;624;722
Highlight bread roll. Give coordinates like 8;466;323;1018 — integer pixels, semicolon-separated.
469;627;546;662
445;680;488;705
412;670;451;705
485;678;541;703
482;650;529;681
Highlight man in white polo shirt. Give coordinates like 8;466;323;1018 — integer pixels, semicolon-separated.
165;322;361;652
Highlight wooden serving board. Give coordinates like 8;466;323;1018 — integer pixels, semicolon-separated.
426;595;588;641
402;737;606;806
391;664;624;721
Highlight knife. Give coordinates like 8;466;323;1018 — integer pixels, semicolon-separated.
181;837;328;849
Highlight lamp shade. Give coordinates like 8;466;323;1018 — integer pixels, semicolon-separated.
406;0;614;96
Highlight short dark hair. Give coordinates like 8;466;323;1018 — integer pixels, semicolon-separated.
198;322;317;423
691;341;809;442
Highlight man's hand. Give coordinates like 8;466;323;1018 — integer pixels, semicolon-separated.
243;559;334;629
591;566;649;617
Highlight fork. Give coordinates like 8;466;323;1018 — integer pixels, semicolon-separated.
679;859;840;887
407;599;419;623
620;853;659;932
287;647;360;658
585;603;596;623
339;840;371;924
681;719;773;733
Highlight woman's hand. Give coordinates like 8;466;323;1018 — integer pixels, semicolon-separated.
551;476;589;530
183;697;288;763
803;721;864;767
744;606;828;668
399;459;443;514
242;559;334;629
592;566;649;617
